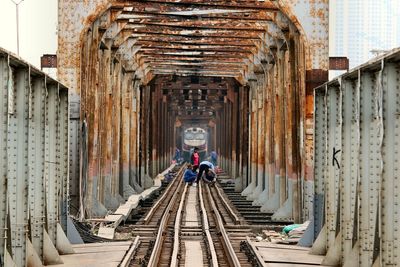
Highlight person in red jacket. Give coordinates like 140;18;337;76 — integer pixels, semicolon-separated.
190;147;200;171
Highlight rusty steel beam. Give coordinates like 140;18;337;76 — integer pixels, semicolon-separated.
133;36;259;46
152;68;242;75
137;53;251;62
122;25;264;38
145;59;246;65
117;11;275;22
146;62;244;69
136;50;253;58
136;41;257;51
124;20;267;32
117;32;262;47
137;45;256;54
141;58;247;66
118;0;279;11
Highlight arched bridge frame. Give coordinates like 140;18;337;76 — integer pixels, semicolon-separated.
58;0;328;222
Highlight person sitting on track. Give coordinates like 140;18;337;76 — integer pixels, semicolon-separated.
183;164;198;184
193;160;216;187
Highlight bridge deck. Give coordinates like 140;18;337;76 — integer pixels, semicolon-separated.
249;240;329;266
52;241;134;267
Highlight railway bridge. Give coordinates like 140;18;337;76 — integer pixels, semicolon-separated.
0;0;399;266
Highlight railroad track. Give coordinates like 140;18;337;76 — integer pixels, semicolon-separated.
124;164;256;267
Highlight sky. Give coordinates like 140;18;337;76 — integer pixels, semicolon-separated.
0;0;57;69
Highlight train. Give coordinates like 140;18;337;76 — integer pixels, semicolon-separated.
182;127;207;162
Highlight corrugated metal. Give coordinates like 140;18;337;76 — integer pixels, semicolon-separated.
0;48;69;267
312;49;400;266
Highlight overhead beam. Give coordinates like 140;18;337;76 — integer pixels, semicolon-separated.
124;21;266;32
122;25;264;39
118;0;279;11
117;11;275;22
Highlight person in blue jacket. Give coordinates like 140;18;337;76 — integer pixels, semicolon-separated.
194;160;216;186
210;150;218;166
183;164;197;184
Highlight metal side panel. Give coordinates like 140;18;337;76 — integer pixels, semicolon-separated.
28;77;46;261
45;84;59;244
7;67;30;267
59;89;69;233
313;87;327;239
68;119;80;215
68;93;80;216
340;77;359;263
381;63;400;265
359;70;382;266
314;47;400;265
325;84;342;250
0;55;9;266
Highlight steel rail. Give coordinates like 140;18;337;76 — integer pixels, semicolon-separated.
143;164;185;223
212;183;241;224
170;183;189;266
205;184;241;267
199;181;219;267
119;236;141;267
147;170;185;266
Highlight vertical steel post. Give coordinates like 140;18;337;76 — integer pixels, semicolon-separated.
313;87;327;239
28;77;46;259
45;84;59;243
0;56;9;266
325;85;342;253
340;79;359;264
7;67;30;266
59;89;69;232
359;71;382;266
381;63;400;265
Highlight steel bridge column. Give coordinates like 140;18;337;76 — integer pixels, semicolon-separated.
231;89;239;183
288;39;301;223
255;75;270;207
224;105;228;170
100;46;119;209
219;108;224;169
113;62;122;201
272;48;295;220
140;85;146;185
235;85;249;192
227;99;232;175
150;85;157;178
84;22;108;217
7;68;30;266
250;78;265;201
121;73;135;199
129;80;141;192
242;83;257;197
219;106;224;169
165;100;170;169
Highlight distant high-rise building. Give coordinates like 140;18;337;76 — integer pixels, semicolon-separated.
329;0;400;77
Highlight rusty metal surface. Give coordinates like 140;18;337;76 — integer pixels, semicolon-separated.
329;57;349;71
58;0;328;221
58;0;328;93
40;54;58;69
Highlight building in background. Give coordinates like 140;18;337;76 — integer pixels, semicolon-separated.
329;0;400;78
